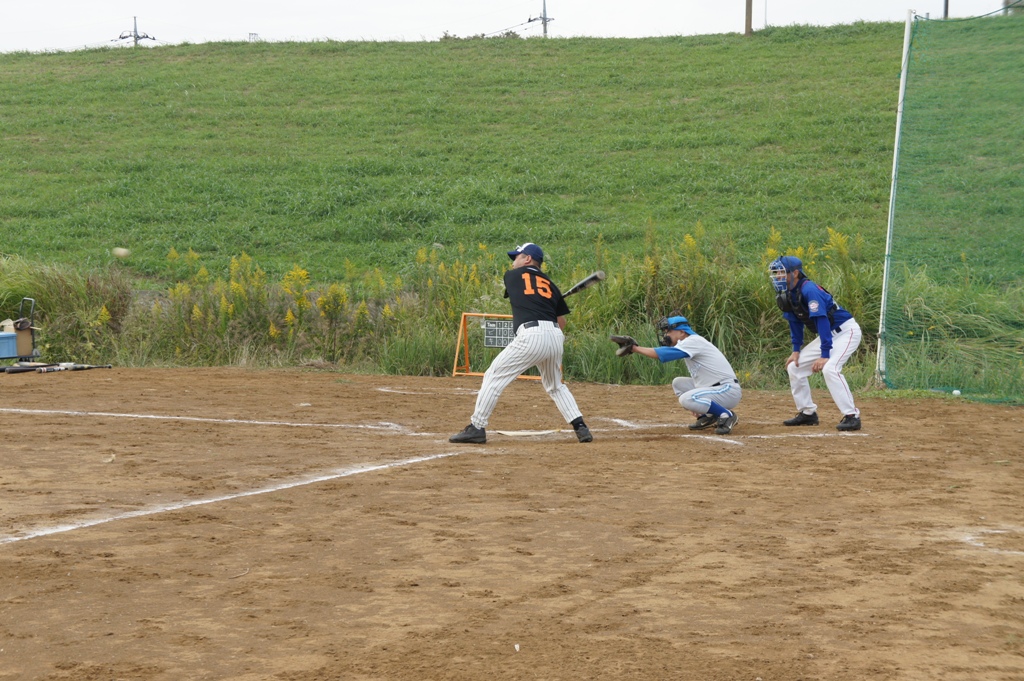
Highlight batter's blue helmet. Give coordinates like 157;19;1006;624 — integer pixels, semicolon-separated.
508;242;544;263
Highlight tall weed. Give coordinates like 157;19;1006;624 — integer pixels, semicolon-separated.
1;228;890;389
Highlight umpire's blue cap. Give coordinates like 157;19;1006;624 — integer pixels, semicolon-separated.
777;255;802;272
508;242;544;263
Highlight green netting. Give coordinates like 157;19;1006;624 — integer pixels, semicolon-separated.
880;5;1024;403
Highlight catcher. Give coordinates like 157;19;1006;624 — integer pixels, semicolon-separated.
611;315;742;435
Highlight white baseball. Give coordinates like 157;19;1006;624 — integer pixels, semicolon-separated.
112;247;131;258
952;390;961;396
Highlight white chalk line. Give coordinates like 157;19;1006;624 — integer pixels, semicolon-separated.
745;432;870;439
0;407;407;433
377;386;479;395
682;434;744;446
494;429;560;436
0;408;872;446
958;527;1024;557
591;416;867;441
596;417;648;429
0;451;462;546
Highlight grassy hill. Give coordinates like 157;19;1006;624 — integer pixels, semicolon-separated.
0;23;903;282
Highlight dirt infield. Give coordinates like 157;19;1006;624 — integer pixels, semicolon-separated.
1;368;1021;681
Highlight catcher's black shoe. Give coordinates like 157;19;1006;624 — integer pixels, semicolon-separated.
574;424;593;443
783;411;819;427
836;414;861;431
688;413;719;431
714;412;739;435
449;424;486;444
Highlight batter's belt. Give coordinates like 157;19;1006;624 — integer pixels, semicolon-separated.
516;320;557;334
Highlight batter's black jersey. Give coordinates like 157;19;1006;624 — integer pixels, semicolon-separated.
504;265;570;331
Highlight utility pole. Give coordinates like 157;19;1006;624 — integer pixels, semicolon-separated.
745;0;753;36
118;16;155;47
944;0;949;19
542;0;552;38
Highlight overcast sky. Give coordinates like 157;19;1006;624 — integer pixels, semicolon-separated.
0;0;1011;53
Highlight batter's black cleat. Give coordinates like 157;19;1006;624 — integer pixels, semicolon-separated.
836;415;861;431
688;413;719;431
574;424;593;443
449;424;486;444
783;411;819;427
714;412;739;435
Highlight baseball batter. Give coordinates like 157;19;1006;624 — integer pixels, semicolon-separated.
611;315;741;435
770;255;862;431
449;242;593;444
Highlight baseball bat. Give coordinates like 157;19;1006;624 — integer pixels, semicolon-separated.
36;364;113;373
563;270;606;297
5;360;56;372
6;363;57;374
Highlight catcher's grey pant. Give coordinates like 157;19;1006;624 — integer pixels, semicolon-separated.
788;319;862;417
671;377;742;415
470;321;583;429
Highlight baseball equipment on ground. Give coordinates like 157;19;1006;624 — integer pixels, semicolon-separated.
37;364;113;373
563;270;606;298
609;335;638;357
5;363;56;374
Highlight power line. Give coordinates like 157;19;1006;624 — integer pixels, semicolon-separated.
528;0;554;38
484;1;553;38
117;17;155;47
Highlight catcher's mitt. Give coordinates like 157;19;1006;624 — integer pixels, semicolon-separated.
609;334;638;357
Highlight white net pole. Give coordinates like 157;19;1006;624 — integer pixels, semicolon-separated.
876;9;916;383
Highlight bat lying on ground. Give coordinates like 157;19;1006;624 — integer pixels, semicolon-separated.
5;363;57;374
36;364;113;373
563;270;606;298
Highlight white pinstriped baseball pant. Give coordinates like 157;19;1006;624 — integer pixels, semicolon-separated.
471;321;583;429
788;319;862;417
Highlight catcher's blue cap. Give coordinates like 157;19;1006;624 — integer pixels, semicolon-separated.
508;242;544;263
665;316;695;335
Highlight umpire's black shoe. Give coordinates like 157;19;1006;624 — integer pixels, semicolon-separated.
574;424;593;443
836;415;862;431
714;412;739;435
449;424;486;444
688;413;719;431
783;411;819;427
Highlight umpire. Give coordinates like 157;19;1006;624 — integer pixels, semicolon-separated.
449;242;593;444
769;255;862;431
